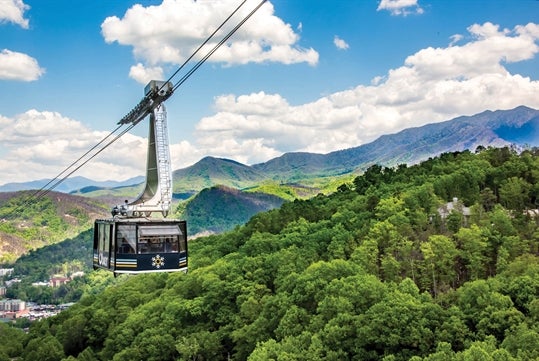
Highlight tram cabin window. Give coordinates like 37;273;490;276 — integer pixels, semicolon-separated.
138;235;179;253
138;225;182;254
116;224;136;254
95;222;112;269
178;236;186;253
119;238;135;254
162;237;175;252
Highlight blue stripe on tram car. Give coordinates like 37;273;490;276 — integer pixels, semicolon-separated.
179;256;187;267
116;258;138;269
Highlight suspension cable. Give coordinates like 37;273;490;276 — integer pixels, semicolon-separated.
162;0;249;90
4;124;129;218
172;0;267;93
33;123;137;200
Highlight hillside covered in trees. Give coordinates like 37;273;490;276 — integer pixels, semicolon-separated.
0;192;107;263
2;146;539;361
181;185;285;235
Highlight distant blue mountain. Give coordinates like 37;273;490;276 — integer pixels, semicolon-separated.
252;105;539;178
0;175;145;193
3;106;538;194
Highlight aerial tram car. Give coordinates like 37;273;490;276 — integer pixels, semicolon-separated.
93;80;188;275
92;0;268;275
93;217;187;274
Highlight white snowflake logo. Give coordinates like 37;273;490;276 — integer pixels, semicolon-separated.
152;254;165;269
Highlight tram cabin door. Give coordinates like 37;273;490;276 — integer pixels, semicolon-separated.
93;220;114;272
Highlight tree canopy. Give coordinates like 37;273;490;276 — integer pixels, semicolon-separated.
3;146;539;360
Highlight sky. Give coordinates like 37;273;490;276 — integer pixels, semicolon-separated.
0;0;538;185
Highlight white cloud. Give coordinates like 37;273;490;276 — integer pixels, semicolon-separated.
334;36;349;50
449;34;463;46
169;140;201;171
0;2;44;82
129;63;164;84
101;0;318;83
0;109;205;185
190;22;539;163
377;0;424;16
0;49;45;81
0;0;30;28
0;110;148;183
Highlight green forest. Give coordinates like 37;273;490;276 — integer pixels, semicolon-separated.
2;146;539;361
0;191;105;263
3;230;111;305
181;185;285;234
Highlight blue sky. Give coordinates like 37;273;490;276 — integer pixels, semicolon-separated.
0;0;538;185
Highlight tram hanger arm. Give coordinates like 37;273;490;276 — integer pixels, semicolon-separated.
117;82;174;126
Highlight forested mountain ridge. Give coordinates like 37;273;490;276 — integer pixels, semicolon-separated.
180;185;285;235
0;192;109;263
69;106;539;230
3;146;539;360
172;157;266;198
132;105;539;188
255;105;539;178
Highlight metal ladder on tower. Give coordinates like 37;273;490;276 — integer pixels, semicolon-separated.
154;104;172;215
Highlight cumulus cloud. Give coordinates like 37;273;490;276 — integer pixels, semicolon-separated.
0;2;44;82
377;0;424;16
0;49;45;81
449;34;463;46
129;63;164;84
334;36;349;50
0;0;30;28
191;22;539;163
0;110;150;183
101;0;318;83
0;109;207;184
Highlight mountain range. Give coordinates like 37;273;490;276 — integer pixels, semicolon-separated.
252;105;539;178
0;175;144;193
173;105;539;193
5;143;539;360
2;105;538;196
